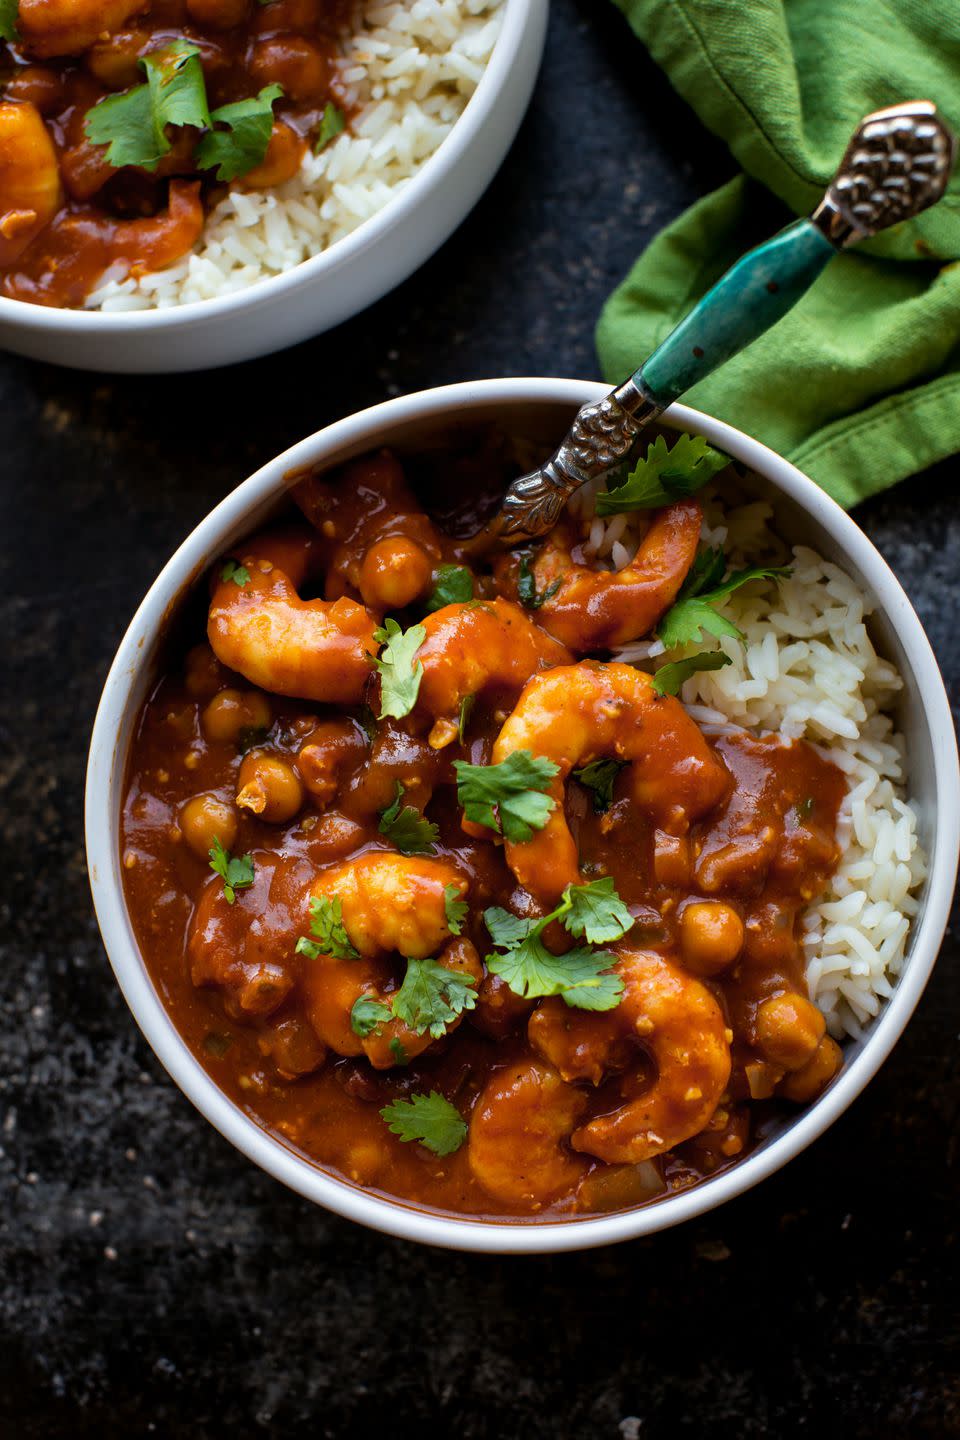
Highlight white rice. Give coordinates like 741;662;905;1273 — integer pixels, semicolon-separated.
578;482;927;1042
84;0;504;312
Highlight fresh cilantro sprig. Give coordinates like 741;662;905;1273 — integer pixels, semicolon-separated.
220;559;250;587
208;836;254;905
657;547;791;649
85;40;210;172
373;618;425;720
454;750;558;843
518;555;562;610
483;877;632;1011
573;758;624;813
424;564;474;613
380;1092;467;1156
350;994;392;1037
295;894;358;961
651;652;733;696
378;781;439;856
596;433;730;516
391;958;478;1038
314;100;345;154
0;0;19;42
444;884;468;936
196;83;284;182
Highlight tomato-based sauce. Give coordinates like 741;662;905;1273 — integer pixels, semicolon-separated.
0;0;352;307
120;442;847;1222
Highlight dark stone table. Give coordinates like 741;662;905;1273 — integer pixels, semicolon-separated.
2;2;957;1434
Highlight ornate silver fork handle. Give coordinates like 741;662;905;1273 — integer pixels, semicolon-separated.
471;100;954;551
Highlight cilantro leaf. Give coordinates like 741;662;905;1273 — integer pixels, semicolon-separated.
454;751;558;843
573;758;624;813
85;40;210;172
380;1091;467;1156
650;652;733;696
485;916;622;1011
350;994;392;1038
596;433;730;515
378;781;439;856
220;560;250;587
208;836;255;905
373;618;425;720
0;0;19;42
389;1036;409;1067
657;559;791;649
295;894;358;960
560;877;633;945
458;693;475;744
444;884;468;937
314;100;345;154
483;906;539;949
424;564;474;614
390;958;478;1039
196;83;284;182
518;555;562;610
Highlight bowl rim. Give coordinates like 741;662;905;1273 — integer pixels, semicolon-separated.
85;376;960;1254
0;0;535;333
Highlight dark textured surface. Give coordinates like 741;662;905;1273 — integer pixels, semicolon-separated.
2;2;958;1435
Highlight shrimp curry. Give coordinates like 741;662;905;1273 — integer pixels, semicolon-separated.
0;0;351;307
121;436;847;1221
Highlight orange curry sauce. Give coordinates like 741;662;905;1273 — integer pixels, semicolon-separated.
120;444;847;1222
0;0;352;307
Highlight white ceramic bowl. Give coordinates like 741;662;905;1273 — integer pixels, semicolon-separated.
0;0;547;374
85;378;960;1253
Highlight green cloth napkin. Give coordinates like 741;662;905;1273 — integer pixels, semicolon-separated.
596;0;960;506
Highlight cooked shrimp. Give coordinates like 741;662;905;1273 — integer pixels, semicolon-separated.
0;103;61;268
492;662;730;903
310;853;467;960
208;525;378;706
19;0;148;58
529;499;703;650
360;936;484;1071
302;855;472;1062
416;598;572;742
567;949;732;1165
468;1059;588;1210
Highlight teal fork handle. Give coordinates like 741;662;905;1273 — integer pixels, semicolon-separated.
635;218;835;409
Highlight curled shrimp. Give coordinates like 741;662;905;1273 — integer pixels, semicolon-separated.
527;499;703;650
208;524;379;706
467;1059;588;1210
0;102;61;267
416;598;572;745
301;854;473;1067
492;662;729;904
530;949;731;1164
18;0;148;58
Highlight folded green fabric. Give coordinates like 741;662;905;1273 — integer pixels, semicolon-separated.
596;0;960;505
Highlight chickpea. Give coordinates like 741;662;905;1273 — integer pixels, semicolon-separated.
201;688;272;744
358;537;433;612
180;794;237;859
779;1035;843;1103
755;992;826;1072
236;751;304;823
249;36;330;103
184;643;231;700
3;66;64;114
679;901;744;976
85;32;148;90
297;718;366;807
